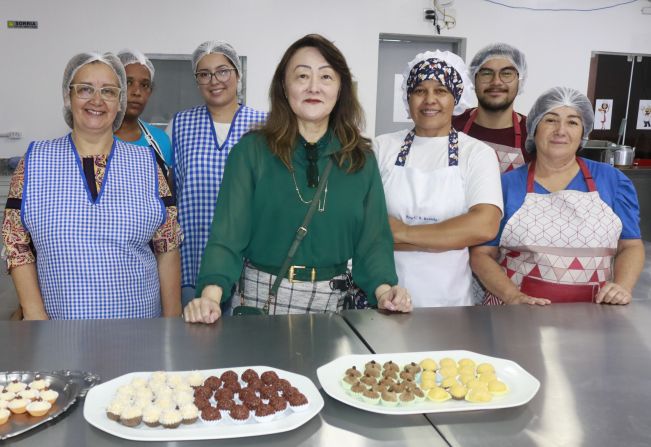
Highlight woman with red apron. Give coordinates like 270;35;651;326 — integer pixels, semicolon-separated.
470;87;644;305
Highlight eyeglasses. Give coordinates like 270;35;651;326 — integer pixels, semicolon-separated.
476;68;519;84
126;79;152;92
70;84;121;101
305;143;319;188
194;68;237;85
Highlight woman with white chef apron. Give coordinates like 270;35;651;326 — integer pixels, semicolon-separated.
470;87;644;305
373;51;504;307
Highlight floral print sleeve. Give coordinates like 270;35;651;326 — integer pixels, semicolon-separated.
2;158;36;270
152;165;183;255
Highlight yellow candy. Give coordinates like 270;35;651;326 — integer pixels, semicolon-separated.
438;366;458;378
419;358;438;371
439;358;457;369
440;377;458;389
448;384;468;400
421;370;436;382
467;378;488;390
458;365;475;376
479;372;497;383
465;387;493;403
420;379;437;390
458;358;476;368
476;362;495;375
488;379;509;395
427;387;451;402
458;374;475;385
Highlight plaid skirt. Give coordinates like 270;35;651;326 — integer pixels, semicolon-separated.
237;263;348;314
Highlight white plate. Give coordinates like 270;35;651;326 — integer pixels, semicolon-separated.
83;366;324;441
317;350;540;415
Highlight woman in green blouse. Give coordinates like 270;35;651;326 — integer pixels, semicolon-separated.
183;34;412;322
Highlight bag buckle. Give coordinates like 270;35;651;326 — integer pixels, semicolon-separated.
288;265;316;283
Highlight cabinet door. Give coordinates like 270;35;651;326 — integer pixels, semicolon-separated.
627;56;651;157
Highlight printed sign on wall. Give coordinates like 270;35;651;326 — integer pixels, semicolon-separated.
637;100;651;130
595;99;613;130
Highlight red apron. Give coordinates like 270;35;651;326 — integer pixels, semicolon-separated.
462;109;524;173
484;158;622;304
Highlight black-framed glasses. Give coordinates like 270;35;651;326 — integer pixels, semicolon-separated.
476;68;519;84
194;68;237;85
69;84;121;101
305;143;319;188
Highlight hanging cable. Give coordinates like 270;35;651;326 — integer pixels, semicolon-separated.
482;0;637;12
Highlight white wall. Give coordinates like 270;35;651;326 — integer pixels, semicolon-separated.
1;0;649;156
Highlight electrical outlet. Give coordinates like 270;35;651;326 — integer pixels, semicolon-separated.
0;132;22;139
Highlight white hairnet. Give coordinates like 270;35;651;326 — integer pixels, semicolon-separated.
192;41;242;94
401;50;474;116
117;48;155;81
469;43;527;94
525;87;594;153
62;52;127;132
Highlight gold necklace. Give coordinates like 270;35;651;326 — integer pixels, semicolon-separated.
290;170;328;212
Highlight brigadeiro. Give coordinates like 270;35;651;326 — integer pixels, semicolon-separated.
238;387;256;402
220;370;238;384
247;378;264;391
260;371;279;385
276;379;292;393
242;395;262;411
254;403;276;423
223;380;241;394
216;398;234;416
214;387;234;401
200;405;221;422
193;385;212;400
194;396;211;410
229;404;250;424
282;386;300;398
241;369;259;383
287;392;309;412
204;376;222;390
259;386;277;401
269;395;288;412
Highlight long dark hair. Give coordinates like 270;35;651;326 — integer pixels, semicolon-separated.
260;34;370;173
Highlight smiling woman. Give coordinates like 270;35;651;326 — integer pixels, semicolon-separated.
1;52;182;320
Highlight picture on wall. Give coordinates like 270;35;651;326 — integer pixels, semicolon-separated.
637;100;651;130
594;99;613;130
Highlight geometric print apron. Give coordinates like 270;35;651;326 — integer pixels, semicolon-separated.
462;109;524;174
484;157;622;304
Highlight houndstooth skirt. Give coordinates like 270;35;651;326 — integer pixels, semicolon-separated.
237;263;348;314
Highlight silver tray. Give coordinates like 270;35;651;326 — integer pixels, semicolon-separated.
0;370;100;440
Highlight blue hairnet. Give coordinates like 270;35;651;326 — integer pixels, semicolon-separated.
525;87;594;153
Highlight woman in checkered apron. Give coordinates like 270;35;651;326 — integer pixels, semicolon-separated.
168;41;267;306
470;87;644;305
183;34;412;323
2;52;182;319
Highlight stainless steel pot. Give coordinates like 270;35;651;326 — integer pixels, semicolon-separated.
614;145;635;167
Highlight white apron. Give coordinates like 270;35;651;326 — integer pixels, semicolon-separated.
384;128;472;307
484;158;622;304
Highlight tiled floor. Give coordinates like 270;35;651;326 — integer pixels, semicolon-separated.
1;242;650;319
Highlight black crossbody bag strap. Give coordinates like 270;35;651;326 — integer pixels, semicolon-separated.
264;157;334;314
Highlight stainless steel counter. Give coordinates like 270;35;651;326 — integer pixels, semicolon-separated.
343;303;651;447
0;315;445;446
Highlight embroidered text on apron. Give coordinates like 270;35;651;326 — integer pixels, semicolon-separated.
484;158;622;304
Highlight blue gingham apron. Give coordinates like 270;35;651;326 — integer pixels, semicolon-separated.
22;135;166;319
172;105;267;289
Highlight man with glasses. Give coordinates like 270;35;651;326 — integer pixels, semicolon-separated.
453;43;530;173
167;41;266;306
114;49;173;180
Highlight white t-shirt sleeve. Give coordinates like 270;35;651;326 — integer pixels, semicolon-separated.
461;135;504;214
372;130;408;179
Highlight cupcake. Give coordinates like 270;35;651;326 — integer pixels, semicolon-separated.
132;397;153;410
6;380;27;393
160;409;182;429
399;371;414;381
180;403;199;424
404;362;421;375
116;384;135;398
223;380;242;394
154;396;175;410
382;360;400;373
228;404;250;424
130;377;148;389
29;378;48;391
438;366;458;379
0;408;10;425
458;374;476;386
398;390;416;405
364;360;381;372
150;371;167;383
204;376;222;390
458;365;475;377
361;389;380;405
269;395;288;413
254;403;275;423
0;400;9;410
0;390;16;401
18;387;39;401
381;369;398;380
465;388;493;403
135;387;153;402
360;374;377;387
8;398;29;414
345;366;362;378
412;387;426;402
260;371;279;386
142;405;162;427
363;367;381;378
419;379;437;390
106;399;126;421
238;388;256;402
440;377;458;390
241;369;260;384
166;374;185;389
479;372;498;383
379;377;396;388
174;391;194;407
186;371;205;388
119;405;143;427
27;400;52;417
200;405;221;423
380;389;398;407
341;373;358;390
247;378;264;391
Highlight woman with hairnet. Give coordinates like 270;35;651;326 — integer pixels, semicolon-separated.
1;52;182;319
114;49;173;179
373;51;503;307
168;41;267;306
470;87;644;305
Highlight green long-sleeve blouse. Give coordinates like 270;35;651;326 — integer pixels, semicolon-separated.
195;129;398;303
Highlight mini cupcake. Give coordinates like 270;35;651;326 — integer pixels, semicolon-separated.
364;360;381;372
379;377;397;388
142;405;162;427
6;380;27;393
438;366;458;379
349;381;366;400
223;380;242;394
361;389;380;405
0;390;16;402
174;391;194;407
18;387;39;401
360;374;377;387
180;403;199;424
440;377;458;390
166;374;185;389
487;379;509;395
476;363;495;375
344;366;362;378
132;397;153;410
116;384;135;398
186;371;205;388
8;398;29;414
228;404;250;424
419;379;437;390
412;387;426;402
106;399;126;421
238;388;256;402
135;387;153;402
150;371;167;383
204;376;222;390
382;360;400;373
420;370;437;383
363;367;381;378
0;408;10;425
26;400;52;417
439;358;457;369
398;390;416;405
241;369;260;384
399;371;414;381
200;405;221;423
287;390;312;412
160;409;182;429
29;378;48;391
0;400;9;410
458;358;476;369
341;373;358;390
380;389;398;407
119;405;143;427
269;395;288;414
154;396;175;411
404;362;421;375
381;369;398;380
247;378;264;391
254;403;275;423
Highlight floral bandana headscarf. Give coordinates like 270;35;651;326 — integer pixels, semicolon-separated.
406;58;464;106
